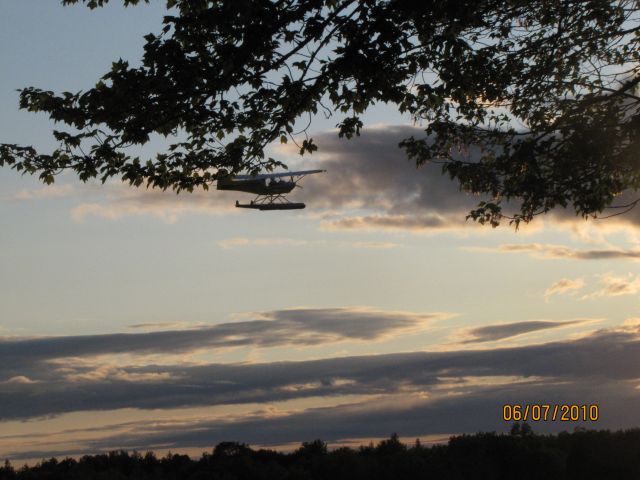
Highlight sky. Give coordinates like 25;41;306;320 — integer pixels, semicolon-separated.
1;0;640;463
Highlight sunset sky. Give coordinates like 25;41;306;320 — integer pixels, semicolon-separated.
1;1;640;462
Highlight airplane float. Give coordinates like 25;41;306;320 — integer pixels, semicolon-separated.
216;169;325;210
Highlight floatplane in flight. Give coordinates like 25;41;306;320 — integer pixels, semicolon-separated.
217;169;325;210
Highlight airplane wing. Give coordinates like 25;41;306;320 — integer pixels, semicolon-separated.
231;169;326;180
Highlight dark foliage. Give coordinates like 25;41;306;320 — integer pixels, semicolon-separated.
0;1;638;225
4;427;640;479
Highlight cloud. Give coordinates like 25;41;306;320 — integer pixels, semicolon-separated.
5;325;640;459
17;125;635;231
322;213;460;232
583;273;640;299
6;125;639;233
2;181;237;224
4;376;630;460
218;237;251;248
10;184;77;201
4;181;237;225
291;126;487;234
2;376;38;385
459;319;591;343
550;190;640;232
544;278;586;299
70;187;234;224
127;322;205;331
1;322;639;421
349;241;401;249
77;378;635;454
468;243;640;260
217;237;400;249
291;125;640;234
218;237;316;249
0;307;443;380
300;126;479;212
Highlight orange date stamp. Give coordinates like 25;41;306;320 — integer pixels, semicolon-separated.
502;404;599;422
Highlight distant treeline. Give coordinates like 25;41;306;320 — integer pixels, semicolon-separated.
4;425;640;479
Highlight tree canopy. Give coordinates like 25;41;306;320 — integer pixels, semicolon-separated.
4;429;640;479
1;0;639;225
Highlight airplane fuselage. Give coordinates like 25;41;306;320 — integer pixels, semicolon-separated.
217;177;296;195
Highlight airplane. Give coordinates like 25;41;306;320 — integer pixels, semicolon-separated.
216;169;326;210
